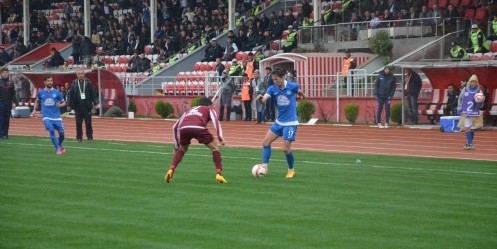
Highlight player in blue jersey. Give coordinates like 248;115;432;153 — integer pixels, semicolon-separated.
256;68;305;178
31;75;67;154
457;74;484;150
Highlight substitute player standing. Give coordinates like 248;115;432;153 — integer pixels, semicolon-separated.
31;75;66;154
256;68;305;178
457;74;484;150
165;97;227;184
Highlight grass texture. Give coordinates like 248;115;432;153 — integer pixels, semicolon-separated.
0;136;496;249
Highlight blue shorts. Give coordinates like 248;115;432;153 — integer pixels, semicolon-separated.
270;123;297;141
44;119;64;133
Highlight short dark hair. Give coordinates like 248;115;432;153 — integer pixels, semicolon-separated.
0;67;9;73
199;97;212;106
44;75;52;81
265;67;272;71
272;68;286;77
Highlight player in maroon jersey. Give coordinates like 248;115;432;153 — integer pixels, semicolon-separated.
165;97;227;183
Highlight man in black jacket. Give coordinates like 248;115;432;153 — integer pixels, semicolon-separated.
0;68;16;139
67;69;100;142
404;68;422;125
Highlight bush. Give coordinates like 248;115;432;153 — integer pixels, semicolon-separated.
190;96;202;107
390;103;402;125
128;100;137;113
368;30;393;59
155;101;174;118
344;103;359;124
297;99;316;123
104;106;123;117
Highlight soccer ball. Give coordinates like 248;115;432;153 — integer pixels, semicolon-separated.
251;164;267;177
474;93;485;103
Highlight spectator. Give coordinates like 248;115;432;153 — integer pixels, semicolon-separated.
215;58;225;77
374;66;396;128
222;36;239;61
283;25;298;53
202;38;223;62
80;36;95;65
252;70;266;124
444;83;460;116
136;53;151;73
0;47;12;66
449;42;468;60
467;24;490;53
47;48;65;68
404;68;422;125
218;70;236;121
71;35;82;64
488;15;497;41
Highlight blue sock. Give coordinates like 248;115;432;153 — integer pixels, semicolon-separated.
285;151;294;170
49;130;59;150
262;145;271;165
469;131;474;145
465;132;471;144
58;131;65;146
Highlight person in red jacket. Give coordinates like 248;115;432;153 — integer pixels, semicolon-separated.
165;97;227;184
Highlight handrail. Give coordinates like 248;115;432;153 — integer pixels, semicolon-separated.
373;30;465;73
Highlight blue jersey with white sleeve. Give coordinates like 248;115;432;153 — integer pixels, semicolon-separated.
37;88;64;120
264;80;299;126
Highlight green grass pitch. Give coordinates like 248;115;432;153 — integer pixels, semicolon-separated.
0;136;496;249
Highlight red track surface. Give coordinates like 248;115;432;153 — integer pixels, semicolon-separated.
9;117;497;161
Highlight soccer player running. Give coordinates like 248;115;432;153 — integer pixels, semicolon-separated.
256;68;305;178
165;97;227;184
31;75;67;154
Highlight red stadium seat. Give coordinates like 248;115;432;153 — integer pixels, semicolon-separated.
480;53;494;60
428;0;437;8
449;0;460;7
194;62;201;71
475;7;487;21
235;52;243;61
470;53;482;61
460;0;472;7
491;41;497;53
463;9;475;20
438;0;449;8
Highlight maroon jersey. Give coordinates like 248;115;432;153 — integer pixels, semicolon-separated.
172;105;223;148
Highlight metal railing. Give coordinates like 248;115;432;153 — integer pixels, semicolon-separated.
298;17;469;44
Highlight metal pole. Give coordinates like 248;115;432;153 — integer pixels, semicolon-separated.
98;68;102;117
0;6;3;44
23;0;29;46
401;68;405;125
150;0;156;48
84;0;91;37
336;74;339;122
228;0;235;31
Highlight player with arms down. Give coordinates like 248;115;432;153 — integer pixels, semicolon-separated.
256;68;305;178
165;97;227;183
31;75;66;154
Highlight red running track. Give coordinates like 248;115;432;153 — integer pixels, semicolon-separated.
9;117;497;161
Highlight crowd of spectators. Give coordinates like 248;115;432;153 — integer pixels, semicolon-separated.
1;0;496;69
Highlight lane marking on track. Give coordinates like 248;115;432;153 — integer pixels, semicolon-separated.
5;141;496;176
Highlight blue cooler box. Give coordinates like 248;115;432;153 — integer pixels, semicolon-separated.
440;116;461;133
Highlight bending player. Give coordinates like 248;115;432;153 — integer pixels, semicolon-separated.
256;68;305;178
31;75;66;154
165;97;227;183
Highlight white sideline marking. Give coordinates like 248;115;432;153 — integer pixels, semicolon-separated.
5;142;496;176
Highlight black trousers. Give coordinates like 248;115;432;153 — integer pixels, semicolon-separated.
243;100;252;121
0;103;11;138
218;105;230;121
75;108;93;140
